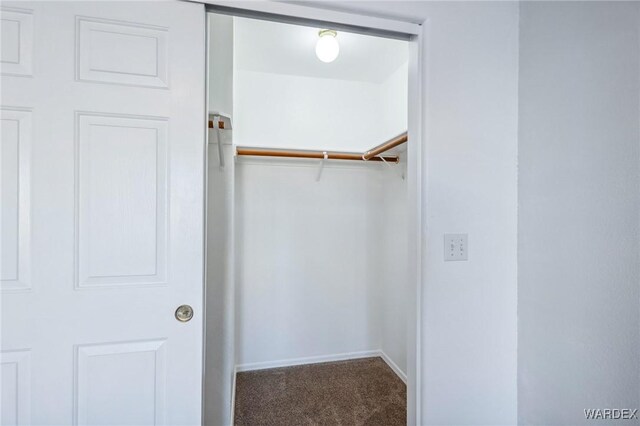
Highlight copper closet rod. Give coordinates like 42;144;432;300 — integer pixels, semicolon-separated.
235;131;408;164
362;132;408;161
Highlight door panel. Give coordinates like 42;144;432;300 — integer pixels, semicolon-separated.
0;2;205;424
76;112;168;288
0;7;33;77
75;340;167;425
76;17;169;88
0;108;31;290
0;350;31;425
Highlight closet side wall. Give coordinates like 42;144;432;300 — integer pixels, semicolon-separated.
378;161;409;379
378;63;409;378
205;142;235;426
208;14;233;115
204;13;235;426
380;62;409;143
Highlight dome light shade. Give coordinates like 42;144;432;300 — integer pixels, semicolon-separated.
315;29;339;63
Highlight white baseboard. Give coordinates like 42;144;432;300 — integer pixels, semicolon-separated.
235;350;381;372
379;350;407;384
235;349;407;384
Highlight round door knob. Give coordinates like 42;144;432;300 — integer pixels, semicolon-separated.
175;305;194;322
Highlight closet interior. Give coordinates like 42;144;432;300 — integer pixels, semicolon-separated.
204;12;410;425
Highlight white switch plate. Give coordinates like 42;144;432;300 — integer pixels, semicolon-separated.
444;234;468;261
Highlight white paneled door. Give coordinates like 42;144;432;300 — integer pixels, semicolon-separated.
0;2;206;424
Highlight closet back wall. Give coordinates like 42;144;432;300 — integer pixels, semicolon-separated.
235;163;387;367
235;161;408;371
234;71;381;152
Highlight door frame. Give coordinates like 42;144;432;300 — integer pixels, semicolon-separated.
197;2;426;424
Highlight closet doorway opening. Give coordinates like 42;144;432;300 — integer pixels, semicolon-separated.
203;8;421;426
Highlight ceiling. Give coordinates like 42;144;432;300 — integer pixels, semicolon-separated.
233;16;408;84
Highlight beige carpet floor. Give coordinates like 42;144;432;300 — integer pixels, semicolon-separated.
234;357;406;426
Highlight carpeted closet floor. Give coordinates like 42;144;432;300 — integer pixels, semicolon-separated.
234;357;406;426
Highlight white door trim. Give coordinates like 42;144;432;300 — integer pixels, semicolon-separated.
196;2;425;424
193;0;420;37
407;22;426;426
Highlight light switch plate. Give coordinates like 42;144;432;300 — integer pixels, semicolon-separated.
444;233;468;261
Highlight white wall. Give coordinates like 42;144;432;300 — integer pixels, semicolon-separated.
234;70;383;151
518;2;640;424
235;161;387;366
419;4;519;424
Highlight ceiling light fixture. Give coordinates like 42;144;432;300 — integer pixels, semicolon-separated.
315;29;339;63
